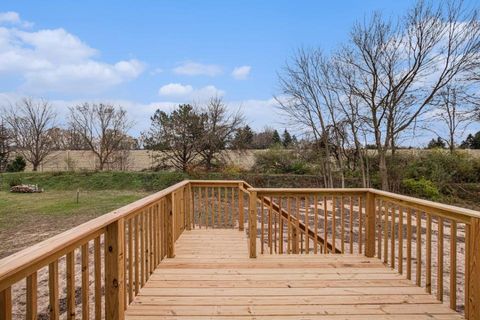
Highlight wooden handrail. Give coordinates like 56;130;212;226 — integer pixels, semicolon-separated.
0;180;189;291
1;181;479;320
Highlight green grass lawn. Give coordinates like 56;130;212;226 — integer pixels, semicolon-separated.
0;189;149;258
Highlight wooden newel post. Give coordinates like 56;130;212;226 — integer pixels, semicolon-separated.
105;218;125;320
249;190;257;258
238;183;244;231
365;191;376;258
0;287;12;320
467;217;480;320
166;194;175;258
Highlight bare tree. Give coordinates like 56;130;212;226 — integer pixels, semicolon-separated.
427;84;476;152
4;98;56;171
0;117;11;172
276;48;335;187
197;97;244;171
69;103;133;171
336;0;480;190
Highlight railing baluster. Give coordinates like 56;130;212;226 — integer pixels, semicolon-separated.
287;197;292;254
426;214;432;293
398;207;403;274
231;187;235;228
26;272;37;320
358;196;363;254
349;196;354;254
437;217;444;302
383;202;388;264
66;251;75;320
48;261;59;320
377;199;382;260
274;197;278;254
296;196;301;254
314;195;319;254
341;196;345;254
238;184;244;231
365;192;376;258
94;236;102;320
249;190;257;258
279;197;284;254
450;220;457;311
406;208;412;280
269;198;273;254
140;212;145;286
323;196;328;254
261;197;265;254
305;196;309;254
128;219;133;303
332;196;336;253
416;211;422;287
81;243;90;319
390;204;395;269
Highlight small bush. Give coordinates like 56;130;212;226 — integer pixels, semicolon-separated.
6;156;26;172
402;177;441;201
8;177;23;188
253;148;311;174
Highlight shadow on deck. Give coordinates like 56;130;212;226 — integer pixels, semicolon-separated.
125;229;461;319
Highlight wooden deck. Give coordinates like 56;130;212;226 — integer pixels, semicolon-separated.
125;229;462;319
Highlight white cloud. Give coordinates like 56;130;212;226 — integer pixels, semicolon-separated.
0;12;33;28
158;83;193;96
232;65;251;80
0;14;144;93
173;61;222;77
158;83;225;101
158;83;225;100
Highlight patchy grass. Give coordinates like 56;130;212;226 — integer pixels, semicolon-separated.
0;171;187;192
0;190;149;258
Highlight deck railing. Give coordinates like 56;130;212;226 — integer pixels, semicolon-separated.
0;180;479;319
247;187;480;319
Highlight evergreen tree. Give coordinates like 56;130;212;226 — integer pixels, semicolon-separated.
272;130;281;146
232;125;254;149
427;137;446;149
460;131;480;149
282;129;292;147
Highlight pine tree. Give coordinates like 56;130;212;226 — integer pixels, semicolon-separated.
272;130;281;146
282;129;292;147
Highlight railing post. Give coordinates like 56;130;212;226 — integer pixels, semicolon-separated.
238;183;244;231
105;218;125;320
249;190;257;258
365;191;376;258
467;217;480;319
166;193;175;258
0;287;12;320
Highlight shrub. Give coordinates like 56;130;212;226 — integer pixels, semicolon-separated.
401;177;441;201
6;156;26;172
253;147;311;174
8;177;23;188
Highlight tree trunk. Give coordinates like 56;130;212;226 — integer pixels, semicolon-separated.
378;149;389;191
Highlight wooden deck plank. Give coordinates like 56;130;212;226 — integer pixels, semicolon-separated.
126;229;463;320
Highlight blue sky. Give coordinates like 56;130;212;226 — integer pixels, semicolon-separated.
0;0;438;138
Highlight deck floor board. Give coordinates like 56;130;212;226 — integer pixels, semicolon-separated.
125;229;463;319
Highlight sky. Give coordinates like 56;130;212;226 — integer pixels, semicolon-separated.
0;0;461;143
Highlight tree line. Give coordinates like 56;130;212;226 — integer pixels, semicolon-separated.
276;0;480;190
0;97;297;172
